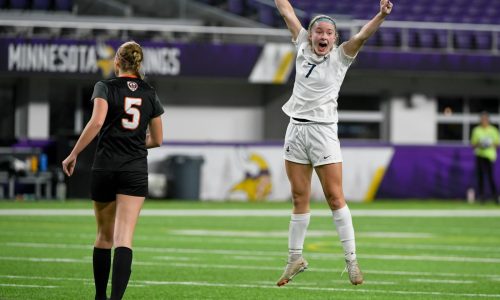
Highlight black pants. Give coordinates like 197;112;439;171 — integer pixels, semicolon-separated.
476;156;498;201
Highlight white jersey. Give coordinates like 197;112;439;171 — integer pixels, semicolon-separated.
282;28;356;123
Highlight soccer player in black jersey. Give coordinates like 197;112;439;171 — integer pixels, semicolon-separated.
62;41;164;300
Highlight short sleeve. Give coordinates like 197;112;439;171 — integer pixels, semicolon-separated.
151;93;164;118
336;43;357;67
91;81;108;102
292;28;308;48
494;127;500;144
471;127;479;144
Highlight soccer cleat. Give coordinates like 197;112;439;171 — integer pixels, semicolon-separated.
343;259;364;285
276;257;308;287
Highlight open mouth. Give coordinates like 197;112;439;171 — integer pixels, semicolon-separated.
318;42;328;52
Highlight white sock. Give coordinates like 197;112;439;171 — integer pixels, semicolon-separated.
332;205;356;261
288;213;311;261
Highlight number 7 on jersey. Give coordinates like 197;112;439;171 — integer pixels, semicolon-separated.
305;63;317;78
122;97;142;130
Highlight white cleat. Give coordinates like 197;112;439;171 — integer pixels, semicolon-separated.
343;259;364;285
276;257;308;287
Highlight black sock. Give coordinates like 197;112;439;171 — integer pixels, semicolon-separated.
93;247;111;300
110;247;133;300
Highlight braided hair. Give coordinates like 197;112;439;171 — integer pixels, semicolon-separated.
115;41;144;79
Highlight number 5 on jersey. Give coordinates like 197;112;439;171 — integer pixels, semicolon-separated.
122;97;142;130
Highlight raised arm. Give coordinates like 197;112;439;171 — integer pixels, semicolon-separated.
343;0;393;57
275;0;303;40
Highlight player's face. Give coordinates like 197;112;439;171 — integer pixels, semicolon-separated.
481;114;490;126
309;22;336;56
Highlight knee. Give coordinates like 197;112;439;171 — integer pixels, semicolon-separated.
325;192;345;210
291;188;310;205
96;232;113;248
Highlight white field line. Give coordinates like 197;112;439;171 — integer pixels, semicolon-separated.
409;278;476;284
0;231;287;245
5;241;500;264
0;256;87;263
97;279;500;298
0;274;496;298
0;229;434;242
151;256;197;261
0;275;92;282
0;274;394;286
2;231;499;254
2;251;500;281
0;283;57;288
358;242;500;253
1;209;500;217
170;229;434;238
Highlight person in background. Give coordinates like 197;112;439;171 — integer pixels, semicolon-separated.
62;41;164;300
471;111;500;204
273;0;393;287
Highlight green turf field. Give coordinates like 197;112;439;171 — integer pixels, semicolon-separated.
1;200;500;299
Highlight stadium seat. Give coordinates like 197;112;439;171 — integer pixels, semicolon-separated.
417;30;436;48
54;0;73;11
32;0;51;10
454;31;474;50
407;30;419;48
228;0;244;15
379;28;400;48
337;29;351;44
257;4;274;26
10;0;29;9
435;30;449;49
474;31;493;50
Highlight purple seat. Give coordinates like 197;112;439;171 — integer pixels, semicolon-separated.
454;31;474;49
332;2;350;14
408;29;419;48
379;28;399;47
474;32;492;50
54;0;73;11
228;0;244;15
418;30;436;48
421;15;442;22
337;29;351;44
10;0;29;9
441;15;461;23
257;4;274;26
32;0;51;10
435;30;449;48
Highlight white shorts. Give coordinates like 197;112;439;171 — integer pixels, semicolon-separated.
284;121;342;167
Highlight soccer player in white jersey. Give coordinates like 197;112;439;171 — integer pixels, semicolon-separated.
274;0;393;287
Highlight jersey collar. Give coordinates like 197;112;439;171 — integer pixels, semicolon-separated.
302;45;330;64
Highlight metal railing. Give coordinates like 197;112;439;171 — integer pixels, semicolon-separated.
1;11;499;54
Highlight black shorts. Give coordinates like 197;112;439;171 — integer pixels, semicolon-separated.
91;170;148;202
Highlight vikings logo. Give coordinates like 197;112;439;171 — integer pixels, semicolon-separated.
96;43;115;78
229;153;272;201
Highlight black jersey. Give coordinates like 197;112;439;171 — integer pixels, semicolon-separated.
90;77;164;172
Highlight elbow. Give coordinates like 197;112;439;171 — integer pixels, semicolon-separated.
91;120;104;131
151;138;162;148
95;121;105;129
